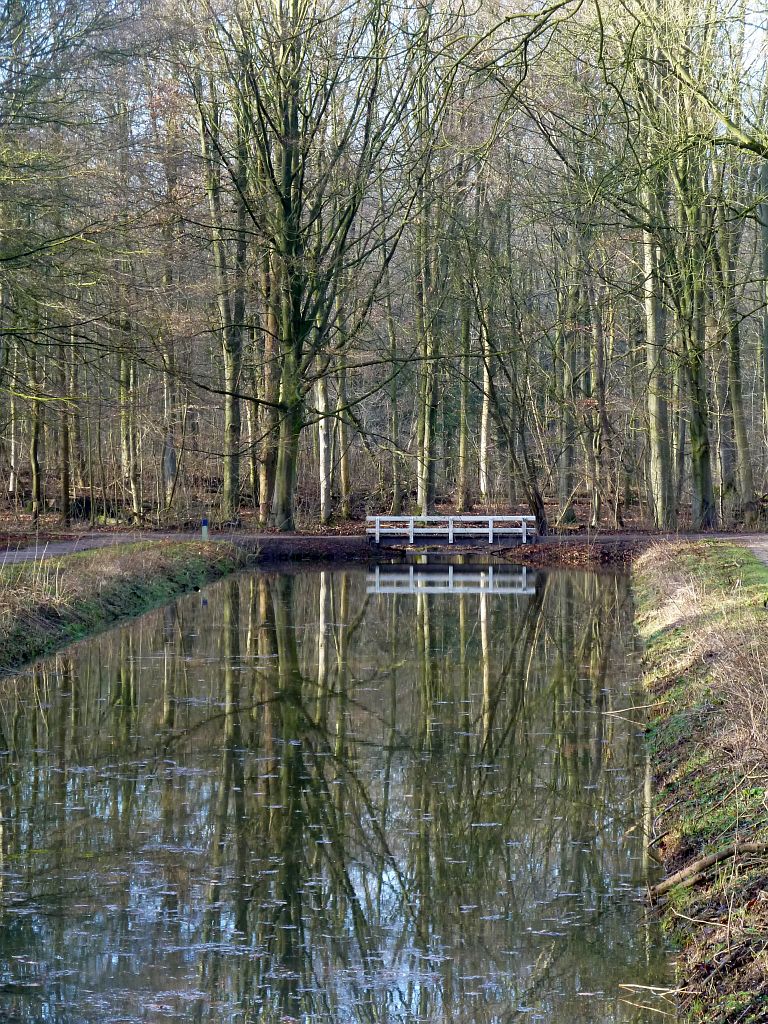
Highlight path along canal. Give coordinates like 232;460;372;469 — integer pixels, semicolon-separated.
0;564;671;1022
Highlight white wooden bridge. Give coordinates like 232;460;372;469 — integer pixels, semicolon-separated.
367;564;535;596
366;514;537;547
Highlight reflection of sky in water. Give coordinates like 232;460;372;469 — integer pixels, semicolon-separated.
0;567;671;1022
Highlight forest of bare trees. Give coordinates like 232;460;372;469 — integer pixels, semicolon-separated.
3;0;768;532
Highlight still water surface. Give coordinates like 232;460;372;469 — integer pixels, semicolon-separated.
0;566;670;1023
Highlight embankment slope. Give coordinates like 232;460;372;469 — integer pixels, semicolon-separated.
0;541;245;673
635;541;768;1023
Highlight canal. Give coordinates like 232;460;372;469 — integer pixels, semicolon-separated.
0;564;671;1022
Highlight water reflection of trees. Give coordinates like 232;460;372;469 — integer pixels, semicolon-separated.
0;569;666;1023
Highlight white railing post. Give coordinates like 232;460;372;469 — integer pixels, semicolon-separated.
409;517;414;544
375;517;381;543
488;517;494;543
448;517;454;544
522;519;527;544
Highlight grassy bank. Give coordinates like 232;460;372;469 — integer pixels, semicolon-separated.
635;541;768;1023
0;541;246;673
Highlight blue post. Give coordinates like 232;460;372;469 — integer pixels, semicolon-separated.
201;517;209;540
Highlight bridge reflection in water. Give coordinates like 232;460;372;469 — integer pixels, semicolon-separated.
367;562;536;595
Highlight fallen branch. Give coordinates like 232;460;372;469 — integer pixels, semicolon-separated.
618;983;686;997
651;842;768;897
603;701;666;716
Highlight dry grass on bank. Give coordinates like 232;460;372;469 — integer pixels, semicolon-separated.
0;541;246;673
636;541;768;766
635;542;768;1024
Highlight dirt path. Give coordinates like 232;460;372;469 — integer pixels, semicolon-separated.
743;538;768;566
0;532;199;565
3;529;768;567
0;531;373;565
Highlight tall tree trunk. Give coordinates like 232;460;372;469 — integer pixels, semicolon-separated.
197;86;245;522
584;270;610;528
222;333;242;521
8;344;18;503
478;312;492;505
671;330;687;515
382;217;402;515
713;207;755;521
222;161;246;522
684;298;716;528
417;345;437;517
270;16;305;533
69;330;85;491
119;352;140;524
642;220;674;527
728;317;755;521
58;339;70;526
160;340;177;513
28;351;41;527
316;370;331;524
244;398;259;509
415;219;436;517
271;352;303;531
336;358;350;519
761;162;768;475
414;167;438;516
456;291;471;512
388;326;402;515
258;257;280;526
556;278;576;524
713;342;736;521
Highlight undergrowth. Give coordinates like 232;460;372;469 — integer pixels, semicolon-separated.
635;541;768;1023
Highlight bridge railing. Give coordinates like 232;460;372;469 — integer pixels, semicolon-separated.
366;514;537;545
